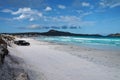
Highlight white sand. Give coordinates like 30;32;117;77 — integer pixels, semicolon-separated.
9;38;120;80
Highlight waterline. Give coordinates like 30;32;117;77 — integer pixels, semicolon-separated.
36;36;120;50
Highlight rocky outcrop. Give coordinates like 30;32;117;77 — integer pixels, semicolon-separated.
0;34;15;64
0;35;29;80
0;35;8;64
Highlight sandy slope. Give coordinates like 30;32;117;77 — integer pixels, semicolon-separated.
9;38;120;80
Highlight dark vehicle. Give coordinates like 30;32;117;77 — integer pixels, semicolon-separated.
14;40;30;46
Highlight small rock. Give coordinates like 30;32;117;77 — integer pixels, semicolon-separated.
15;72;29;80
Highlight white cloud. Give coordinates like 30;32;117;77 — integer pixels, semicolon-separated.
72;0;92;9
12;8;31;15
82;11;93;16
82;2;90;7
14;14;27;20
2;7;42;21
27;24;41;29
12;8;42;17
60;16;94;26
29;18;34;21
1;9;13;13
18;24;45;29
45;6;52;11
110;3;120;8
99;1;109;8
99;2;105;8
58;5;66;9
43;15;95;27
76;10;93;17
99;0;120;8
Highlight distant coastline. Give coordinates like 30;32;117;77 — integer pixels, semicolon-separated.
1;29;120;37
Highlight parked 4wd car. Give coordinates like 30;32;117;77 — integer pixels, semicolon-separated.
14;40;30;46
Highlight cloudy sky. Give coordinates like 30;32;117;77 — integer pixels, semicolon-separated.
0;0;120;34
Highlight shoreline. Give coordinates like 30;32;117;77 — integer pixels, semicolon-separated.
8;37;120;80
35;39;120;69
35;36;120;52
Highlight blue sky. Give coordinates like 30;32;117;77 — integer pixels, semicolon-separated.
0;0;120;35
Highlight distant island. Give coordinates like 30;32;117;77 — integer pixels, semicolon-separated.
1;29;120;37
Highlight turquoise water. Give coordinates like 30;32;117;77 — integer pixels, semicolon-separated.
36;36;120;50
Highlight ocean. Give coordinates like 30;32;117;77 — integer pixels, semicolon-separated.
36;36;120;50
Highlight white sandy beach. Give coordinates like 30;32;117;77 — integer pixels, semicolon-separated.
8;38;120;80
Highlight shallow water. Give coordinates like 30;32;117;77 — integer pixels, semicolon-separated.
36;36;120;51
